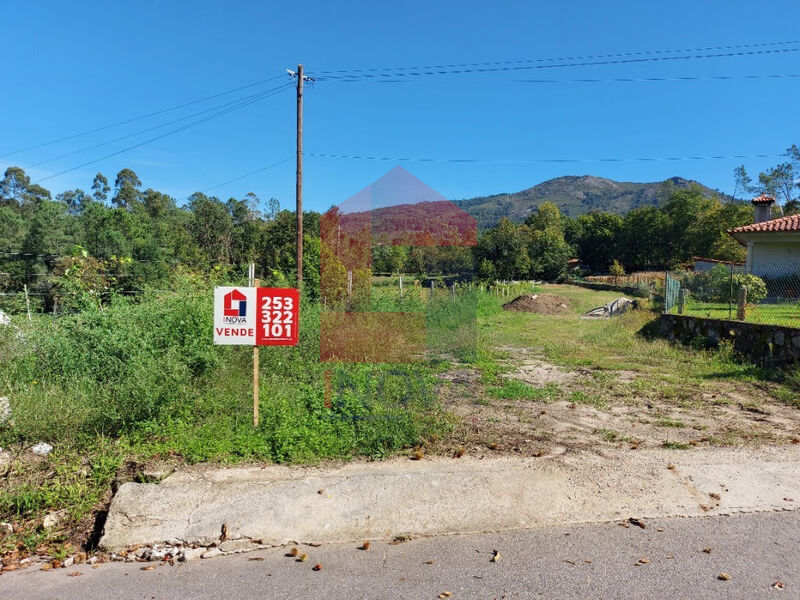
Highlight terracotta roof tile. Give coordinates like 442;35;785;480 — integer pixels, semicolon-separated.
729;214;800;234
751;194;776;205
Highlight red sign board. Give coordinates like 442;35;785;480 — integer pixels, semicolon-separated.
256;287;299;346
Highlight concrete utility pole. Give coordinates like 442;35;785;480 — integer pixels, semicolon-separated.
296;64;304;291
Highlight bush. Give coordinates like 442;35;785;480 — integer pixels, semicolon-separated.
681;265;767;304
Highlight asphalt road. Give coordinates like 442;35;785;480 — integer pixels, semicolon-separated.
3;511;799;600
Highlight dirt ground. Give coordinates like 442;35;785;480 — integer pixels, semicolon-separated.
433;345;800;458
502;294;573;315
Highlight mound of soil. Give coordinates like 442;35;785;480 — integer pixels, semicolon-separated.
502;294;573;315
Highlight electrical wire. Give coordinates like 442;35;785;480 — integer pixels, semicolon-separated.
313;47;800;81
0;74;289;158
25;84;295;169
202;156;295;193
308;151;789;164
312;39;800;75
35;82;294;184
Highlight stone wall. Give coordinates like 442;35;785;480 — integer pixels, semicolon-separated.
659;313;800;365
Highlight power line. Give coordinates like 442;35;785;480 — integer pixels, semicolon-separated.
202;156;295;193
35;82;294;184
308;151;788;164
25;84;295;170
313;39;800;75
0;74;288;158
511;73;800;84
313;47;800;81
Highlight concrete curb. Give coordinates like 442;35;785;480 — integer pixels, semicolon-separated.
99;446;800;552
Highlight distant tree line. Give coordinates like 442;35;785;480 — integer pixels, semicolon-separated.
1;147;798;312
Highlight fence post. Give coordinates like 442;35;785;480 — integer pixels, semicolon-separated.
737;286;747;321
23;284;31;323
399;275;403;297
430;279;434;298
452;282;456;302
677;288;686;314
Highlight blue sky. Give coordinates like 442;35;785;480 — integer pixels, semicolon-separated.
2;0;799;212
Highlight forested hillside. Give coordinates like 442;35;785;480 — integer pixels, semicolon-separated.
457;175;736;229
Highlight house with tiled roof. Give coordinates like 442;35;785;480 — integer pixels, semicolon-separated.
728;195;800;274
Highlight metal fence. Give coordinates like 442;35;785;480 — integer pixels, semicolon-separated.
665;263;800;328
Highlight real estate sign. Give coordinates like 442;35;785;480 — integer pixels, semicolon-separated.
214;286;299;346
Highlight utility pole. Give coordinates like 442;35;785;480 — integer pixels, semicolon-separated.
296;63;304;291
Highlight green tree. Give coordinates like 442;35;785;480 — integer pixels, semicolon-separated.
91;172;110;203
112;169;142;210
189;193;233;265
573;211;623;272
474;218;530;280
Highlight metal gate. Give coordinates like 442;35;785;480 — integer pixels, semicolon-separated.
664;273;680;312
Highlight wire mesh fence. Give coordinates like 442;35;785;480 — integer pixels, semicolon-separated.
665;262;800;328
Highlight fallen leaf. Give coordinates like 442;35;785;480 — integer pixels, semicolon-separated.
784;497;794;502
453;448;464;458
584;559;592;564
288;547;299;557
361;541;370;550
657;528;664;532
490;550;501;563
666;554;674;559
411;450;424;460
772;581;785;590
220;522;228;542
1;564;20;572
67;571;82;577
488;443;498;450
718;573;731;581
317;489;325;495
390;535;411;545
438;592;452;599
639;558;650;564
298;553;309;562
312;564;322;571
308;542;322;547
628;518;646;529
703;547;712;554
248;557;264;562
564;559;575;565
425;560;436;565
141;565;156;571
667;463;676;470
41;563;52;571
792;437;800;444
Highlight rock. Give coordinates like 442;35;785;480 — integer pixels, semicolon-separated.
32;442;53;456
86;556;98;565
201;547;222;559
42;512;62;530
0;310;10;326
179;547;206;562
63;557;74;567
219;539;260;554
0;522;13;534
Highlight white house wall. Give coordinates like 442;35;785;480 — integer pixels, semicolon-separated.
749;241;800;275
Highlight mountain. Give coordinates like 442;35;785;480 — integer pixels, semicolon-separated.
455;175;736;230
